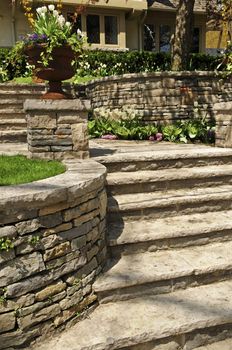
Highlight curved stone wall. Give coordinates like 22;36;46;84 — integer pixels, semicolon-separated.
86;71;232;123
0;160;107;349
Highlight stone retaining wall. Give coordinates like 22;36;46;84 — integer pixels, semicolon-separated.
0;160;107;349
86;72;232;123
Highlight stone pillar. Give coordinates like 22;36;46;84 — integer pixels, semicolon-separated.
24;99;90;159
214;102;232;148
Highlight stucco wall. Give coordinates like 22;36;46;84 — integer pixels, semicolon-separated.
0;160;107;349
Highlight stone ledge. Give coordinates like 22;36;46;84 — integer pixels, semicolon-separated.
24;99;91;112
0;160;106;214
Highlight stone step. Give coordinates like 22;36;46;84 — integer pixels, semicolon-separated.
94;147;232;173
0;108;25;118
31;280;232;350
0;83;44;93
0;99;24;109
0;130;27;143
108;210;232;256
94;241;232;303
107;165;232;195
0;119;27;130
195;339;232;350
108;184;232;221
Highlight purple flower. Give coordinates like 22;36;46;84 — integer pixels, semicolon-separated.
101;134;118;140
149;135;155;141
156;132;163;142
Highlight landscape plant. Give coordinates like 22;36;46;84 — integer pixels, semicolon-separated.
88;109;215;144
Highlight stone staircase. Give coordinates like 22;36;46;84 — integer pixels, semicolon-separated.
0;84;44;142
33;144;232;350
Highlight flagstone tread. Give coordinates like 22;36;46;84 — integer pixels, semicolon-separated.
195;339;232;349
108;184;232;212
108;210;232;246
94;241;232;293
31;280;232;350
106;165;232;185
94;147;232;164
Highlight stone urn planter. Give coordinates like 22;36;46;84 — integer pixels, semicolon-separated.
25;44;75;99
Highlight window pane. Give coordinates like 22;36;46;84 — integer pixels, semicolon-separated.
159;25;171;52
67;13;82;34
87;15;100;44
144;24;156;51
192;27;200;53
105;16;118;44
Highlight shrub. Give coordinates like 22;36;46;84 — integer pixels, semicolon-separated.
0;47;226;82
0;44;32;81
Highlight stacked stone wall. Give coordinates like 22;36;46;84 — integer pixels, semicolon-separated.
86;72;232;123
0;160;107;349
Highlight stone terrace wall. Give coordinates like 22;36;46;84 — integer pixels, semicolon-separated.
0;160;107;349
86;72;232;123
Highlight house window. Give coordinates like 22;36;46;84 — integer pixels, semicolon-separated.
192;27;200;53
67;13;82;33
159;25;171;52
144;24;156;51
105;16;118;45
87;15;100;44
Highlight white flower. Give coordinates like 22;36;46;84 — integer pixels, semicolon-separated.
65;21;71;28
77;28;82;37
41;6;47;13
53;10;59;17
36;7;43;15
57;15;65;27
48;4;55;11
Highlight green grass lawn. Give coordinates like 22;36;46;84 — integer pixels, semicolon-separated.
0;155;66;186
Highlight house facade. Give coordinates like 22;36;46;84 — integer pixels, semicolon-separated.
0;0;225;54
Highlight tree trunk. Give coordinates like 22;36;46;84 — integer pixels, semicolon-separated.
171;0;195;71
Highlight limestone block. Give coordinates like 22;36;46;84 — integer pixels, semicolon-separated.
98;190;107;220
27;113;56;129
59;289;83;310
45;250;80;270
87;245;99;262
71;123;89;152
65;257;98;284
57;112;87;124
0;250;15;265
0;312;16;333
0;226;17;239
39;212;62;228
35;281;67;302
43;242;71;262
18;303;61;331
71;235;87;250
16;219;40;235
86;227;100;243
42;223;72;238
0;252;45;287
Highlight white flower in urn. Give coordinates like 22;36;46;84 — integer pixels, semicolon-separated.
77;28;83;39
48;4;55;11
57;15;65;27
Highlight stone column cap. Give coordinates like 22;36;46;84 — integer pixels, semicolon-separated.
24;99;91;112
